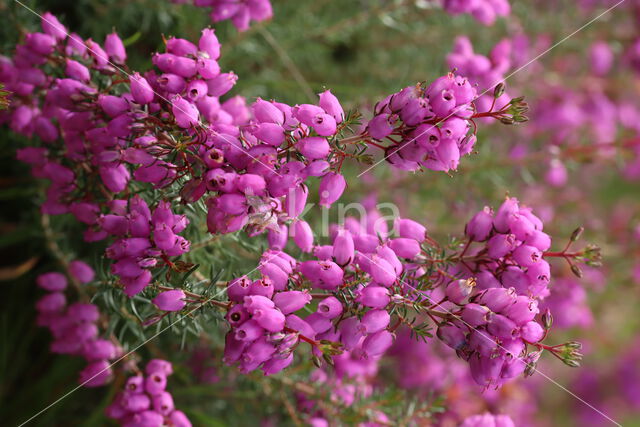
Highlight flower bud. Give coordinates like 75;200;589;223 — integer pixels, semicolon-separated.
288;220;314;253
252;307;286;332
37;272;68;291
525;230;552;252
468;329;498;356
465;206;493;241
130;72;155;105
445;278;475;304
264;226;288;253
368;255;397;287
152;391;174;416
361;309;390;334
437;324;466;350
394;217;426;242
285;184;308;218
318;89;344;123
520;321;545;342
80;360;113;387
104;32;127;63
367;114;394;139
297;136;330;160
206;72;238;97
487;314;518;339
332;230;355;267
299;260;343;290
262;353;294;375
36;292;66;312
199;28;221;60
317;296;343;319
227;276;252;302
542;308;553;329
144;372;167;395
493;197;519;233
362;330;394;358
66;261;94;284
273;291;311;314
337;316;366;350
356;286;390;309
249;278;275;299
487;233;517;259
512;245;542;267
461;303;492;327
171;95;199;128
41;12;67;40
152;289;186;312
65;59;90;82
318;172;346;208
235;319;265;341
388;238;421;259
505;296;539;325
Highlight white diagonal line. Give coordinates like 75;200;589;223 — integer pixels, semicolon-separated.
18;250;282;425
13;0;282;177
18;289;223;426
358;251;621;426
357;0;627;177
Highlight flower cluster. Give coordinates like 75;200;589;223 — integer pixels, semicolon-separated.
366;74;478;172
463;197;553;297
103;198;190;296
442;0;511;25
205;90;348;235
0;6;600;425
365;78;529;172
217;207;427;373
171;0;273;32
2;13;512;312
447;36;512;115
106;359;191;427
208;196;584;390
387;328;540;424
223;270;311;375
35;264;121;387
436;285;545;388
429;198;582;387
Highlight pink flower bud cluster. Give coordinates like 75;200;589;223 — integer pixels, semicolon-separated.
387;329;538;424
3;13;361;250
222;206;429;374
102;198;190;296
447;36;512;115
204;90;348;235
1;14;355;298
463;197;552;297
437;285;544;388
223;268;310;375
106;359;191;427
2;13;498;265
35;265;121;387
431;198;553;388
367;73;479;172
442;0;511;26
172;0;273;32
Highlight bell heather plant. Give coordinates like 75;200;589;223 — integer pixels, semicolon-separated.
4;1;632;425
